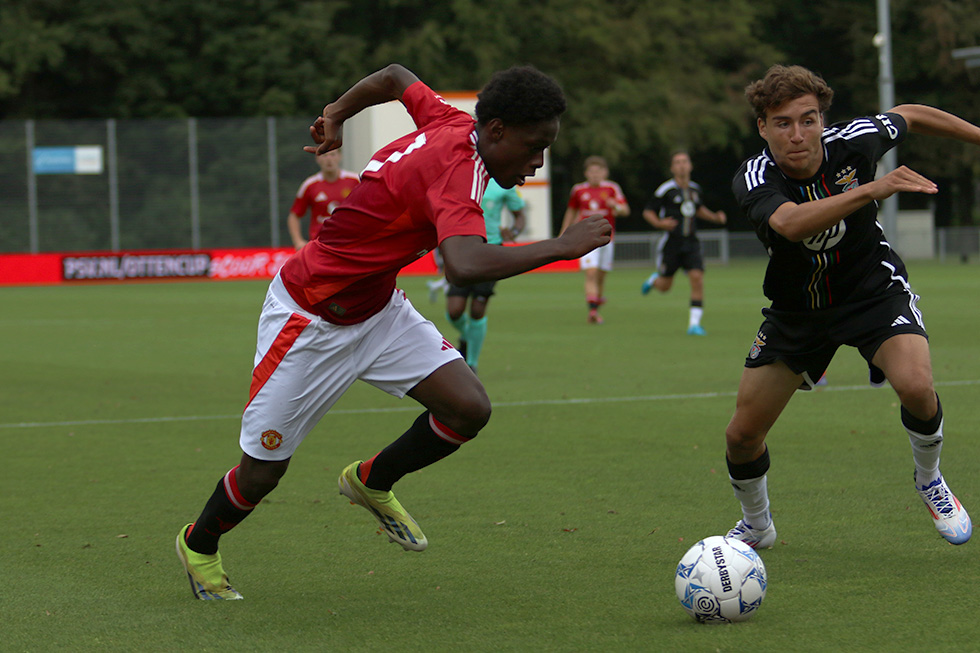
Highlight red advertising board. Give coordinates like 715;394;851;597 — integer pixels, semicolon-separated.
0;245;576;286
0;248;299;285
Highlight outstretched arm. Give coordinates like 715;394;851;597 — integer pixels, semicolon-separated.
890;104;980;145
286;212;307;250
696;206;726;225
305;64;421;155
606;195;630;217
764;105;980;243
500;207;527;242
642;209;678;231
558;206;578;236
768;166;937;242
440;216;611;286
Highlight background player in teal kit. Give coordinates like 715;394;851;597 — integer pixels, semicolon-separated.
445;178;526;373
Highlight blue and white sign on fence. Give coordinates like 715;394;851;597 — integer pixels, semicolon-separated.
33;146;104;175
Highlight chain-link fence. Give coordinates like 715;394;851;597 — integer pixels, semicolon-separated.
1;117;323;254
4;118;979;265
615;227;980;266
614;231;773;267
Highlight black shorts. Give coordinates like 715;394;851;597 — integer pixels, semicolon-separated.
744;291;928;389
657;237;704;277
447;280;497;301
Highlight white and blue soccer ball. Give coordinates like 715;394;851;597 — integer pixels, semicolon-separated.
675;535;767;623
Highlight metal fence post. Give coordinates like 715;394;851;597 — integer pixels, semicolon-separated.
25;120;39;254
188;118;201;250
107;119;120;251
267;117;280;248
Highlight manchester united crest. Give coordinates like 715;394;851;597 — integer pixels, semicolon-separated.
260;430;283;450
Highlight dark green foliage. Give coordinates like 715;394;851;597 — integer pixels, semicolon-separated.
2;0;979;235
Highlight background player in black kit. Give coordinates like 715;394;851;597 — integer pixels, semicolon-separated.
724;64;977;549
641;150;727;335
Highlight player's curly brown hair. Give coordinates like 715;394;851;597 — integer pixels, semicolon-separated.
476;65;566;127
745;65;834;121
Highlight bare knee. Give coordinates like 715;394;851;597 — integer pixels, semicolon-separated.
451;390;492;434
410;360;492;435
894;375;937;419
446;297;466;321
432;379;492;435
725;421;767;464
469;300;488;320
689;276;704;297
873;333;935;419
446;304;465;321
236;454;290;503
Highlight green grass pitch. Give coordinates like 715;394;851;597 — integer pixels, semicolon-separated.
1;260;978;651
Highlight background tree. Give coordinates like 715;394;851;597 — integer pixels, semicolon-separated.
2;0;979;240
755;0;980;227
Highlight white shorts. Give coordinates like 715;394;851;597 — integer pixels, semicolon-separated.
240;275;462;461
579;241;615;272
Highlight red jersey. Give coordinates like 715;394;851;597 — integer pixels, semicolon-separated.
279;81;489;325
290;171;361;239
567;180;627;235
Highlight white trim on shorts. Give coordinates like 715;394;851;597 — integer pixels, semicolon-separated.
580;240;615;272
239;274;462;461
655;233;667;273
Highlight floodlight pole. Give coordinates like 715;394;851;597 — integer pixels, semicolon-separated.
876;0;898;242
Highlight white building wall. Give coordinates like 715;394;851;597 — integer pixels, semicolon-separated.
343;92;553;241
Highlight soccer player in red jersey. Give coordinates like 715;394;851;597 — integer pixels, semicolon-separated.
175;63;611;599
560;156;630;324
286;148;360;250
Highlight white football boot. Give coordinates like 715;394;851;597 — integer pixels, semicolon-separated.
916;473;972;545
726;516;777;549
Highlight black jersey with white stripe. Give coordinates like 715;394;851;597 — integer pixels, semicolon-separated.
732;112;910;311
645;180;705;241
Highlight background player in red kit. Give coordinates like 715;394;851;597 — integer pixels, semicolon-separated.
286;148;360;250
175;63;611;599
559;156;629;324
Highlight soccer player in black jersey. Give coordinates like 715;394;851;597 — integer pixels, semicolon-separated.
641;151;727;335
725;65;976;548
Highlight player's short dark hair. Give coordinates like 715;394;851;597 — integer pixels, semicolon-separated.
475;65;566;126
745;65;834;121
583;155;608;170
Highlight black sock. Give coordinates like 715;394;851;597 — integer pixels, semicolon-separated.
185;466;256;555
359;412;468;492
726;446;771;480
901;394;943;435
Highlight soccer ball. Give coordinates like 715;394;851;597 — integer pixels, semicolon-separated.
675;535;767;623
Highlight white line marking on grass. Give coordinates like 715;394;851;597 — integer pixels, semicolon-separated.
3;379;979;430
